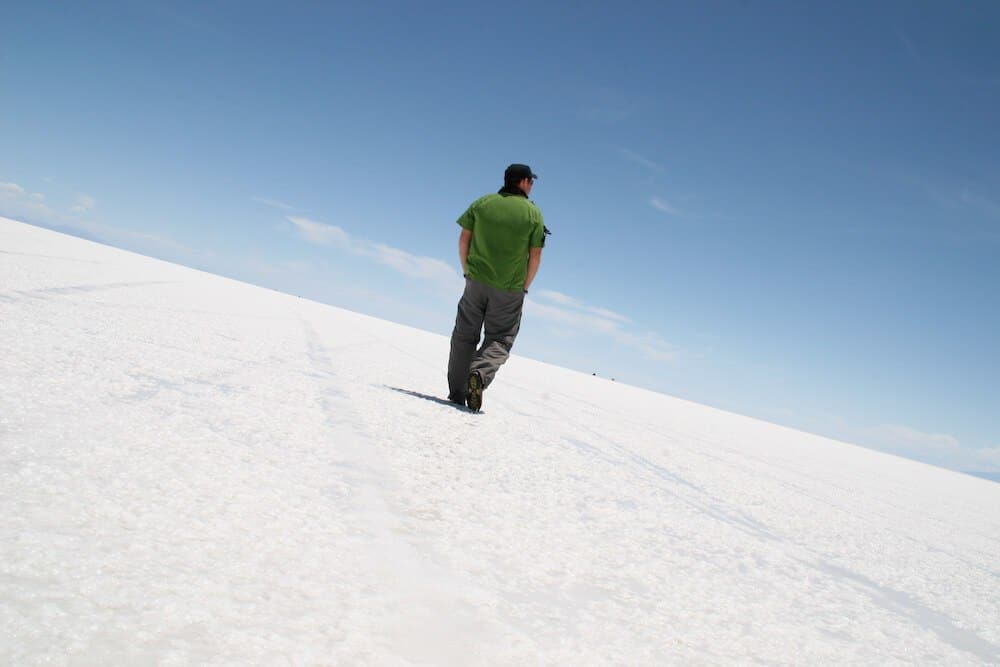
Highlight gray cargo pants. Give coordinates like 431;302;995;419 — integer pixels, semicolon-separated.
448;277;526;400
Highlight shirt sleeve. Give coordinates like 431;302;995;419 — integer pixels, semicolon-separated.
529;209;546;248
457;196;487;230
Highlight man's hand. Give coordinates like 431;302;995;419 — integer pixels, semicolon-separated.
458;229;472;276
525;246;542;292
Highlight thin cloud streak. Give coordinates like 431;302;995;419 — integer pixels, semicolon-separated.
0;182;26;197
70;194;97;213
288;216;462;289
288;216;351;247
0;181;56;219
619;148;666;173
925;185;1000;242
957;189;1000;218
253;197;300;212
530;290;673;362
650;197;679;215
929;185;1000;218
1;181;200;260
856;423;1000;471
535;289;631;323
579;86;635;123
864;423;959;455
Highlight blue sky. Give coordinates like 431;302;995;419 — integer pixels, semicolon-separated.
3;1;998;472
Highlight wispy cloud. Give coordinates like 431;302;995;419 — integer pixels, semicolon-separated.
956;188;1000;218
925;185;1000;241
650;197;680;215
619;148;666;173
0;181;56;219
759;408;1000;473
927;184;1000;218
857;424;1000;471
972;447;1000;469
70;194;97;213
3;183;96;218
616;150;686;218
579;86;635;123
288;216;462;289
253;196;300;212
535;289;631;324
863;424;960;458
1;181;200;260
530;290;674;362
288;216;351;246
876;166;1000;241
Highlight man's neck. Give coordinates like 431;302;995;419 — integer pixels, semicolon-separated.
498;184;528;197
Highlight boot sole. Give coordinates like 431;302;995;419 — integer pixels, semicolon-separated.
466;372;483;412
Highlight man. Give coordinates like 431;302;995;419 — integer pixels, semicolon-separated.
447;163;546;412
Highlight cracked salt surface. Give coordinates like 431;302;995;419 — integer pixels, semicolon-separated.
2;216;999;665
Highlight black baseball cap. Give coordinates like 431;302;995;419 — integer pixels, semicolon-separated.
504;163;538;182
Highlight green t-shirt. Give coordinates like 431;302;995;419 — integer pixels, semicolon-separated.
457;193;545;291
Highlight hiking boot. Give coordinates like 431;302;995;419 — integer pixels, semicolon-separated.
466;371;483;412
447;393;465;406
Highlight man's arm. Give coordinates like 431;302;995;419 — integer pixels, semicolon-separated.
524;247;542;292
458;228;473;276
